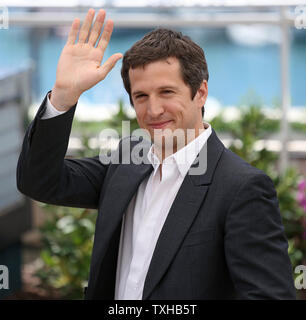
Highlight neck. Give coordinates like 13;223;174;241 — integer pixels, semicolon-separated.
153;122;206;162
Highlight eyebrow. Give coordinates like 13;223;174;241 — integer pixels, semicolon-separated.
132;91;146;97
158;86;178;91
132;86;178;97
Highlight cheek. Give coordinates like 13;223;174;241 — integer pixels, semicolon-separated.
168;102;186;120
134;108;146;125
134;105;142;116
165;101;182;115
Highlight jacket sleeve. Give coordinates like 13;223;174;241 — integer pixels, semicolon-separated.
16;92;108;209
224;173;296;299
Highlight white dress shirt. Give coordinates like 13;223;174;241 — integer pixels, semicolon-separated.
43;96;212;299
42;95;66;119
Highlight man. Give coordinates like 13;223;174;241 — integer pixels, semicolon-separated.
17;9;296;299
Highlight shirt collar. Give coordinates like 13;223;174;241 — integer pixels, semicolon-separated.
147;123;212;177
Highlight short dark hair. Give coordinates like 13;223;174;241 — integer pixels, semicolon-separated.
121;28;209;118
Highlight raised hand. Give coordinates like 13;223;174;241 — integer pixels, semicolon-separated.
50;9;123;110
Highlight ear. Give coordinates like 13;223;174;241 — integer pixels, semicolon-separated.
195;80;208;110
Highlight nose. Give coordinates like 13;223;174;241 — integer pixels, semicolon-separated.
147;96;164;118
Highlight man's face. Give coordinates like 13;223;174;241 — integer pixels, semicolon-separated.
129;57;208;148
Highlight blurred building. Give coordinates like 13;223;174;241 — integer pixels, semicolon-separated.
0;68;32;299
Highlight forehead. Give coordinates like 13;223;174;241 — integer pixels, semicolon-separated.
129;57;186;91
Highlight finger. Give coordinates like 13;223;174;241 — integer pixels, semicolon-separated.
78;8;95;44
97;19;114;54
88;9;106;47
66;18;80;45
97;53;123;81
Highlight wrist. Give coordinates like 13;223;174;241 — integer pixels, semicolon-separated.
50;86;80;111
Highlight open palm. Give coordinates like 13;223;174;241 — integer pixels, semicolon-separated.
51;9;122;108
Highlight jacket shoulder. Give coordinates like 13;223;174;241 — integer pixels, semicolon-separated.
216;144;273;189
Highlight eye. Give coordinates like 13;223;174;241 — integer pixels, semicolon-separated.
162;90;173;94
135;94;147;99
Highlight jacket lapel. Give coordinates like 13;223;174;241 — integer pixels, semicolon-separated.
142;129;224;299
89;157;153;298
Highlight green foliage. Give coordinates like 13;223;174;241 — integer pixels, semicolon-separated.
210;107;280;135
71;99;139;138
35;207;97;299
291;122;306;133
226;105;279;173
104;99;139;135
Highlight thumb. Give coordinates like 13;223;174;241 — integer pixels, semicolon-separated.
97;53;123;81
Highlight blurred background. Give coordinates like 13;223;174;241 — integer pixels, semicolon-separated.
0;0;306;299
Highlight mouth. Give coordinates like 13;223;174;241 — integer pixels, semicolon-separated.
148;120;173;129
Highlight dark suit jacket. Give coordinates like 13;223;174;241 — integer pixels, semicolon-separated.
17;93;296;300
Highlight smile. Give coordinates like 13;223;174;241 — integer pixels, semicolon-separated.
148;120;173;129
